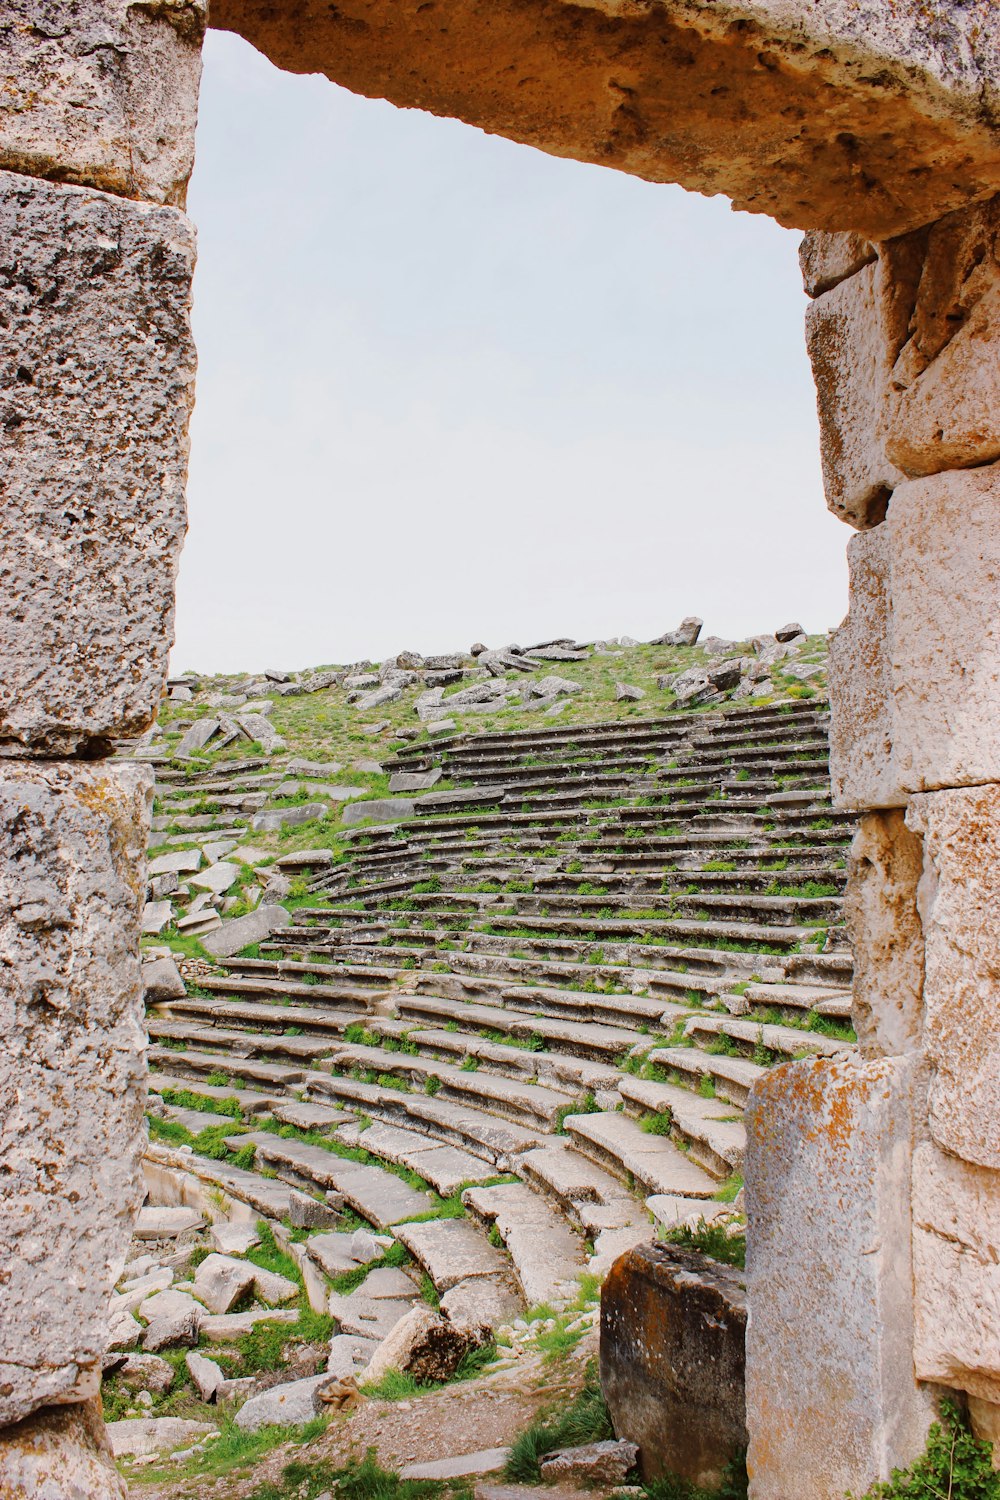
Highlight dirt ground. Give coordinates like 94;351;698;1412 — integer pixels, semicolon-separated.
133;1330;599;1499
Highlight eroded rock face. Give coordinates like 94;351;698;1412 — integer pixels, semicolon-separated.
913;1142;1000;1404
846;811;925;1058
0;0;205;206
907;785;1000;1171
601;1241;747;1486
0;761;151;1427
211;0;1000;239
830;461;1000;807
745;1054;934;1499
0;172;196;755
0;1398;126;1500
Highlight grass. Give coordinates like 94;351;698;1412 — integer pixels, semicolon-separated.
504;1360;614;1482
126;1411;330;1486
663;1219;746;1270
249;1447;472;1500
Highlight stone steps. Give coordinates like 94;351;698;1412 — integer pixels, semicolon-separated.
232;1131;437;1227
563;1111;721;1198
682;1012;854;1061
645;1046;767;1107
391;992;645;1062
463;1181;588;1307
146;1045;306;1091
615;1075;746;1177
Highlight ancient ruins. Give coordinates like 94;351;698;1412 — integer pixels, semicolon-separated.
0;0;998;1495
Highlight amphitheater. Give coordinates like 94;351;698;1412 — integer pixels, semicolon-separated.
2;1;999;1497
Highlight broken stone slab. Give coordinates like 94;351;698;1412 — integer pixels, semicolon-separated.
306;1231;382;1279
540;1440;639;1485
530;675;584;698
651;617;703;647
148;849;203;877
342;797;415;826
274;849;335;869
106;1306;143;1353
208;1222;260;1255
174;718;220;759
189;862;240;896
615;683;645;701
427;719;456;736
288;1189;343;1230
134;1206;204;1239
0;761;151;1427
141;900;173;935
357;1267;420;1301
142;956;186;1002
327;1334;380;1380
275;780;366;801
355;684;403;711
394;1218;508;1292
141;1302;201;1353
775;621;806;642
191;1255;257;1315
329;1293;413;1341
744;1054;934;1498
361;1304;482;1387
286;758;345;777
175;909;223;935
401;1449;510;1481
235;1373;337;1432
0;177;195;756
185;1351;225;1403
106;1417;215;1458
236;714;286;753
116;1354;174;1395
439;1277;521;1336
251;802;327;832
198;1309;297;1342
389;769;443;793
200;904;292;959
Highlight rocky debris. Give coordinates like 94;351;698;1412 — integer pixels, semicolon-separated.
401;1449;510;1480
615;683;645;701
200;903;292;959
252;801;327;832
185;1350;225;1402
651;616;703;646
134;1206;203;1239
236;713;286;753
775;621;806;642
235;1373;340;1432
141;1301;201;1352
342;797;415;826
539;1439;639;1484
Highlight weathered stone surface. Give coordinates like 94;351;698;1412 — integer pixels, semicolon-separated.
0;0;204;207
214;0;1000;238
0;173;196;755
806;261;903;529
191;1254;256;1315
361;1305;480;1387
234;1373;333;1432
134;1205;203;1239
799;231;876;297
886;195;1000;477
342;797;415;826
745;1054;933;1498
651;617;703;647
185;1351;224;1403
912;1142;1000;1403
0;761;150;1427
106;1416;214;1457
601;1242;746;1486
141;956;186;1002
845;811;924;1057
200;904;291;959
116;1354;173;1395
907;785;1000;1168
0;1398;126;1499
540;1439;639;1485
830;462;1000;807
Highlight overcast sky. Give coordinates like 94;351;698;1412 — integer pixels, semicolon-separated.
173;30;850;674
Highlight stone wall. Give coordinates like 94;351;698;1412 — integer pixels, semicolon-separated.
745;203;1000;1496
0;4;202;1492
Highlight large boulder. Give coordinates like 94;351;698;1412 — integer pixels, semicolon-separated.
361;1306;482;1387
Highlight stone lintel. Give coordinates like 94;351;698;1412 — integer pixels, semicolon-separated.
211;0;1000;240
0;170;196;755
0;759;151;1428
745;1053;934;1499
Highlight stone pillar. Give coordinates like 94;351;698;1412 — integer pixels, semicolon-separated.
747;198;1000;1496
0;5;202;1491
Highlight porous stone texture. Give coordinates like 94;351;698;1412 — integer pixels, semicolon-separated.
0;0;205;206
0;171;196;756
799;230;876;297
0;1398;126;1499
806;260;903;528
601;1241;746;1486
745;1054;933;1498
0;760;151;1426
830;462;1000;808
912;1142;1000;1403
212;0;1000;238
845;810;925;1057
907;785;1000;1170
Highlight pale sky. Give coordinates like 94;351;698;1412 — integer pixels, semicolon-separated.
173;29;850;675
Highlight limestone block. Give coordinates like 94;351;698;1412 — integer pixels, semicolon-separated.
907;785;1000;1169
0;0;204;206
600;1242;747;1486
830;462;1000;807
745;1054;934;1498
806;261;904;529
0;1398;126;1499
0;172;195;756
799;231;876;297
912;1142;1000;1403
213;0;1000;239
887;195;1000;477
0;760;151;1427
845;811;925;1057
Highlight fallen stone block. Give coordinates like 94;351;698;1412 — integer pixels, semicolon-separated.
0;1399;127;1499
116;1355;174;1395
142;956;186;1002
134;1206;204;1240
540;1439;639;1485
401;1449;510;1480
651;617;702;646
200;904;292;960
361;1305;482;1387
601;1241;746;1486
342;797;415;826
234;1373;336;1432
251;802;327;832
185;1351;225;1403
106;1417;215;1458
141;1301;201;1353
